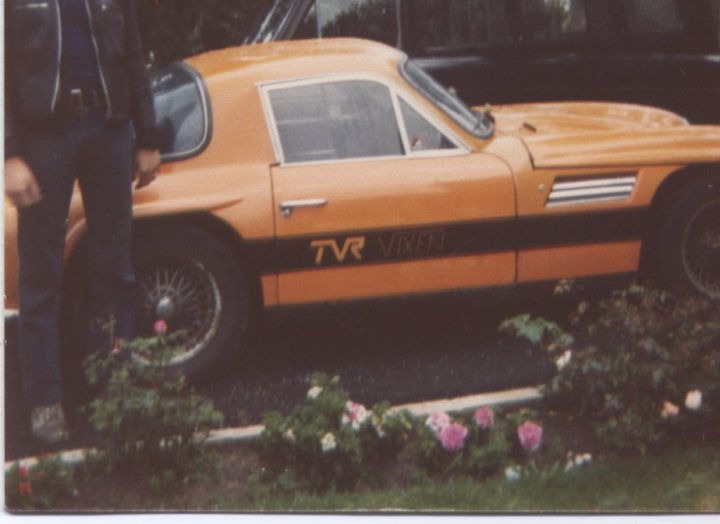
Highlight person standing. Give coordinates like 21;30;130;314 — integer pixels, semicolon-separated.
4;0;161;443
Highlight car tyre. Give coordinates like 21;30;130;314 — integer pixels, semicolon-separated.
131;224;251;379
659;177;720;300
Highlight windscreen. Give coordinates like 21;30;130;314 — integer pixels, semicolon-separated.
401;59;492;138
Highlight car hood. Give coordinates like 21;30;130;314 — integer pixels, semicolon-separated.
489;101;689;135
483;102;720;168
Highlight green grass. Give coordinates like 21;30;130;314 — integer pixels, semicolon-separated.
212;446;720;512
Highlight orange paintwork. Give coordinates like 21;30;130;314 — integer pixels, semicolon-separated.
279;253;514;304
492;102;689;136
518;242;642;283
5;38;720;311
271;153;516;303
271;154;515;236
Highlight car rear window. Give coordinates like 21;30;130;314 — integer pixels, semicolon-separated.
150;62;212;161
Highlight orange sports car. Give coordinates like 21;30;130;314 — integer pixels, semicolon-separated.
5;38;720;377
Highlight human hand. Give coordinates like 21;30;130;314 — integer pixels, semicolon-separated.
133;149;161;189
4;156;42;208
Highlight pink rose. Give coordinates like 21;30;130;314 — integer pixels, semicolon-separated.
341;401;369;430
474;406;494;429
425;411;451;436
153;319;168;335
440;423;468;452
517;421;543;452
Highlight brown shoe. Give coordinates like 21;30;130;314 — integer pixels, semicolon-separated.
30;404;69;444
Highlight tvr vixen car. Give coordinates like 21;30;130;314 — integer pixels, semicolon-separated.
5;39;720;377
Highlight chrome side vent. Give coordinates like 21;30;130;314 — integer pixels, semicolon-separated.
547;174;637;207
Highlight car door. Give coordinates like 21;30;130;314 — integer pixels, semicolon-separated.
261;76;517;304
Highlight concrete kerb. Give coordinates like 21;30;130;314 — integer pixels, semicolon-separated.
4;386;542;472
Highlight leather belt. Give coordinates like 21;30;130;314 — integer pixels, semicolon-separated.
64;87;104;111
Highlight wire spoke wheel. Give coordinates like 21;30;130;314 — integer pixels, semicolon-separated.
681;199;720;299
135;255;222;366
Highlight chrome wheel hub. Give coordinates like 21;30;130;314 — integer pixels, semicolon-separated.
155;296;176;320
136;257;222;366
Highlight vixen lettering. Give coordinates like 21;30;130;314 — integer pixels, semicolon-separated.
377;229;445;259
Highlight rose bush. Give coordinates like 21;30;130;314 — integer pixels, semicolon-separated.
5;456;77;510
259;373;414;493
415;407;513;479
83;325;223;490
502;284;720;454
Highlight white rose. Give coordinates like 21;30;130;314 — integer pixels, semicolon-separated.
685;390;703;411
425;411;451;436
342;401;369;431
504;466;522;482
555;350;572;371
307;386;323;400
283;429;295;443
373;423;386;438
320;432;337;453
371;415;386;438
564;451;592;472
354;407;369;425
575;453;592;467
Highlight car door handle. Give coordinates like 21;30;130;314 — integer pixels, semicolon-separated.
280;198;328;217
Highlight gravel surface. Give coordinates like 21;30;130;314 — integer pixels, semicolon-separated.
5;288;573;461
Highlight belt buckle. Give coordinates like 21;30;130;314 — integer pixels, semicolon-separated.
70;88;84;111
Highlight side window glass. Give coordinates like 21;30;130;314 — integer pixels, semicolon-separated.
316;0;398;46
269;80;404;163
399;99;456;153
622;0;684;34
151;63;210;161
412;0;512;51
517;0;593;41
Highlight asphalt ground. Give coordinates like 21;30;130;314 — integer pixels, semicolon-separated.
5;285;585;462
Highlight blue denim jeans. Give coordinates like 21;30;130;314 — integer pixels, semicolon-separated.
17;108;136;409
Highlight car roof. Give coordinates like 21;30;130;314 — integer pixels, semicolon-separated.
185;37;406;85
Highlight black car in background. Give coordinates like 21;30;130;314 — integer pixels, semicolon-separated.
244;0;720;123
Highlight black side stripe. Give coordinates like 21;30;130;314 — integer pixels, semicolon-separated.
516;208;646;250
245;208;649;274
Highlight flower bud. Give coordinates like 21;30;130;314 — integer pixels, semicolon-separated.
153;319;168;335
661;401;679;419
